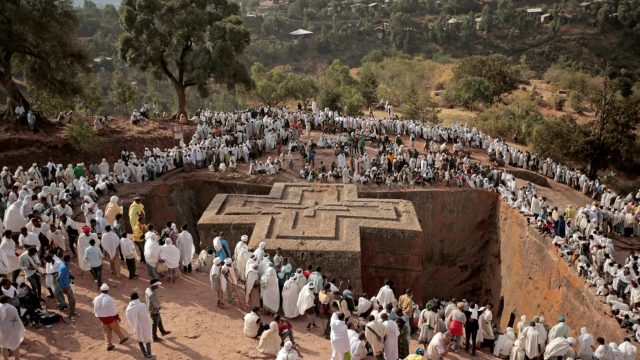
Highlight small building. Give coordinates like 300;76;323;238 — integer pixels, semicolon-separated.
540;13;552;23
526;8;543;17
475;16;483;30
447;18;461;28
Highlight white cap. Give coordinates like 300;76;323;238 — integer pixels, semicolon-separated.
100;283;109;291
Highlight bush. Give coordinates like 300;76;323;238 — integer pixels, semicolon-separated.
67;118;102;154
530;116;588;166
476;101;543;144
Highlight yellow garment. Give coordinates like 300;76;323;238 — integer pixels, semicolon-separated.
398;294;413;316
129;202;145;229
404;354;423;360
133;223;148;243
319;290;331;303
104;202;123;226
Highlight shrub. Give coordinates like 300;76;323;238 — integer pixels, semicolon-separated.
67;118;102;154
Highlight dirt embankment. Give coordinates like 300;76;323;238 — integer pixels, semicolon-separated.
497;201;625;341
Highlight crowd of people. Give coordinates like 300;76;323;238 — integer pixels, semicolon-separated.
1;106;640;359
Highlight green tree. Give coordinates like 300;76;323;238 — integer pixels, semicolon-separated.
462;11;476;41
67;118;102;154
479;5;493;33
118;0;251;118
531;116;587;164
476;100;543;144
358;65;379;107
452;55;522;102
288;74;318;107
445;76;492;109
0;0;89;118
110;72;138;114
317;60;364;115
251;63;293;106
496;0;513;25
389;12;415;52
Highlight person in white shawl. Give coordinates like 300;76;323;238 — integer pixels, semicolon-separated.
494;328;516;358
221;258;237;303
254;241;266;263
330;313;350;360
480;303;494;341
78;225;99;272
258;253;272;278
522;322;541;360
245;254;258;280
245;263;260;309
210;257;225;307
104;196;123;226
234;235;250;281
101;226;121;277
0;297;25;358
176;225;195;273
543;337;576;360
276;341;303;360
144;232;161;279
294;268;307;289
281;274;301;318
376;281;396;308
160;239;181;283
578;327;595;360
618;338;637;360
81;196;97;224
0;232;19;281
297;283;317;329
125;292;156;360
261;265;280;314
3;200;26;234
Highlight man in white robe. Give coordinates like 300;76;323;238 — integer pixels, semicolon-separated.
101;226;121;278
376;280;396;308
297;283;316;329
0;296;25;359
364;315;388;359
282;274;300;318
618;337;637;360
234;235;250;280
245;263;260;309
160;239;181;282
261;266;280;314
126;292;156;359
522;322;541;360
0;232;20;282
543;337;576;360
78;225;99;273
210;258;225;307
494;327;516;358
382;313;399;360
176;225;195;273
578;327;595;360
330;313;350;360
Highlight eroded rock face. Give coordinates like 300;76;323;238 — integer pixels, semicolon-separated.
134;178;624;339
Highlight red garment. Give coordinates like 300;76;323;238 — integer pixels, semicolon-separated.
98;314;120;325
303;270;311;278
277;320;292;336
449;320;463;336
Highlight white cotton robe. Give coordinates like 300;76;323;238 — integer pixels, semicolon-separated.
126;299;153;343
281;278;300;318
176;230;195;267
260;267;280;313
0;303;25;351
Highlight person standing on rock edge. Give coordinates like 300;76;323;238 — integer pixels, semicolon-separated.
93;283;129;351
145;279;171;342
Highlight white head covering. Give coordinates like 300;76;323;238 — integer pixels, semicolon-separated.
110;196;119;203
241;235;249;242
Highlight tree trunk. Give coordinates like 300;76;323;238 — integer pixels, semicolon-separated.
1;53;30;120
175;83;187;118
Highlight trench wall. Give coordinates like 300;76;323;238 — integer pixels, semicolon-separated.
497;201;624;341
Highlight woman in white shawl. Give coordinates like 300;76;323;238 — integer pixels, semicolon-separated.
81;196;97;224
479;303;494;342
3;200;26;234
245;263;260;309
261;265;280;314
0;233;19;279
257;321;280;355
276;341;303;360
104;196;123;226
94;210;107;234
125;292;155;359
297;283;316;329
0;298;25;356
281;274;301;318
160;239;181;283
516;315;527;336
253;241;266;263
578;327;594;360
176;225;195;273
494;327;516;358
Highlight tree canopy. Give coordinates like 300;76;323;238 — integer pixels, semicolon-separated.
452;55;522;102
0;0;89;117
118;0;252;117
